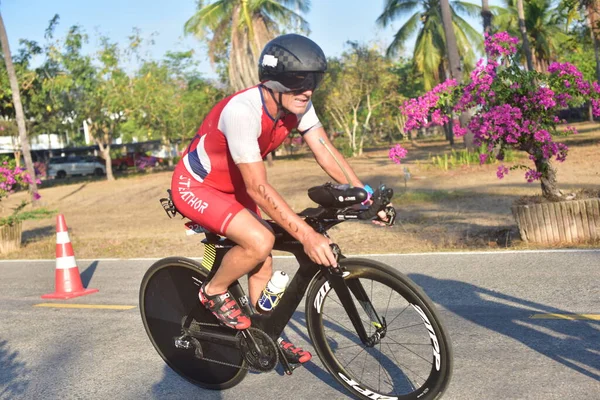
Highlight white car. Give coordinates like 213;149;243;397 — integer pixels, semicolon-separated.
47;156;106;179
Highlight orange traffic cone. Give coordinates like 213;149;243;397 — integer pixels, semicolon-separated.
42;214;99;299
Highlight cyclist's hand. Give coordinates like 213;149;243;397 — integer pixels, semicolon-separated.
302;230;337;267
361;198;394;227
373;202;394;226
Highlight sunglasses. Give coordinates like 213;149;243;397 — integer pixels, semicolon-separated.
277;72;325;92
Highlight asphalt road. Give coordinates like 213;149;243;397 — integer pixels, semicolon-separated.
1;250;599;400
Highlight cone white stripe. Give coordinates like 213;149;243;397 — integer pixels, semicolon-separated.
56;232;71;244
56;256;77;270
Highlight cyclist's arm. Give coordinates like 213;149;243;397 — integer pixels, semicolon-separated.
303;127;393;226
303;127;364;188
238;161;337;266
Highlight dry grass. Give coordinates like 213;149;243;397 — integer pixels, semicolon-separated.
2;122;599;260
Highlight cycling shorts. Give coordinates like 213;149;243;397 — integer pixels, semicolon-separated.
171;163;259;236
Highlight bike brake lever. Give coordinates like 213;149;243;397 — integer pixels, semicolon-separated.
328;244;343;275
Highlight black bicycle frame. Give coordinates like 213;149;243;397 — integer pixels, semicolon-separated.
200;218;373;346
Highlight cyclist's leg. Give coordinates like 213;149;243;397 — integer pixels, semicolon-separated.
171;171;273;328
247;254;273;307
206;209;275;295
231;187;274;307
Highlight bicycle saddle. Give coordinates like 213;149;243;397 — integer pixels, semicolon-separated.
308;183;368;208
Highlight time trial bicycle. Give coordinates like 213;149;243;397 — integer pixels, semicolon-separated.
139;183;453;400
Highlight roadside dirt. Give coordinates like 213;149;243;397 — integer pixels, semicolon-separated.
2;122;599;260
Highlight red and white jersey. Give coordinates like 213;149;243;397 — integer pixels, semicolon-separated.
180;86;321;193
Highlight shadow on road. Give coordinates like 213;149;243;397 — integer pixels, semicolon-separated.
80;261;99;288
0;339;30;398
409;274;600;382
151;364;223;399
282;311;354;397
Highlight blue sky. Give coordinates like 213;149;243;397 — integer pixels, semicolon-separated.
2;0;502;79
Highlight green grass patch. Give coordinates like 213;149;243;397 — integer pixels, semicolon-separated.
429;145;516;171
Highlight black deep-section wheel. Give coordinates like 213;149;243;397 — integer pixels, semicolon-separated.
305;258;453;400
139;257;248;390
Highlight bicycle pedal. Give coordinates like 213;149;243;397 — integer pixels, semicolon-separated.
174;336;193;350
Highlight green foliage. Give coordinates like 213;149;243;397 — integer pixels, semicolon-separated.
184;0;311;91
495;0;573;71
0;201;55;227
377;0;482;90
315;43;403;156
559;48;596;82
429;145;516;171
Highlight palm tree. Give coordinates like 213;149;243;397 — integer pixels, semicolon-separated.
184;0;310;92
582;0;600;81
481;0;493;36
516;0;534;70
495;0;570;72
0;8;39;203
377;0;482;90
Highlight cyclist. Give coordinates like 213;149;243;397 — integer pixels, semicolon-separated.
171;33;388;365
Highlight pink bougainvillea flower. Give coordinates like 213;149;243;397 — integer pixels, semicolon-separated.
496;165;509;179
388;144;408;165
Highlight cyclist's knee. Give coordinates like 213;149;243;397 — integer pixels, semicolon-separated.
246;230;275;261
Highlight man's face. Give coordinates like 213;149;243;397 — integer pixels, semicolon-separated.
281;89;313;114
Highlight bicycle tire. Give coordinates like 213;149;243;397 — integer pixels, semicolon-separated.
305;258;453;400
139;257;248;390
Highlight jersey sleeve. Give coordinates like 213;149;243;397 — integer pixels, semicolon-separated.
297;101;322;135
219;101;263;164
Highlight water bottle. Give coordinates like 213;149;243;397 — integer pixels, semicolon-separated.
257;271;290;312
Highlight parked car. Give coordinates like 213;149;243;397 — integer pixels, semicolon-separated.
111;152;160;171
47;156;106;179
111;153;136;171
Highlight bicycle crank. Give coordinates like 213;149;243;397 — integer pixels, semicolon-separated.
177;316;278;372
238;327;279;372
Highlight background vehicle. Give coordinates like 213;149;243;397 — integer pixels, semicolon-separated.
111;152;160;171
47;156;106;179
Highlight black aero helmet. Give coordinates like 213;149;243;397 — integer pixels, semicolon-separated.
259;34;327;93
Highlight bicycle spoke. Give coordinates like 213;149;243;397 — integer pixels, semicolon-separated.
342;345;367;369
386;322;429;333
384;335;434;366
334;342;366;350
377;341;382;393
385;303;412;327
325;292;372;327
384;341;423;390
384;284;392;321
322;311;364;339
361;346;369;382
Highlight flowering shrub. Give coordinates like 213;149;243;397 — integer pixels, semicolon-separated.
0;160;40;201
397;32;599;200
1;159;48;227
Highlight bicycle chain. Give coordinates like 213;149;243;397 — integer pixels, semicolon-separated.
185;320;273;373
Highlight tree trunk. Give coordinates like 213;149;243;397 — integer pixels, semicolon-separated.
95;127;114;181
481;0;493;37
534;158;562;200
517;0;534;72
0;11;39;204
587;2;600;82
440;0;463;148
440;0;462;83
